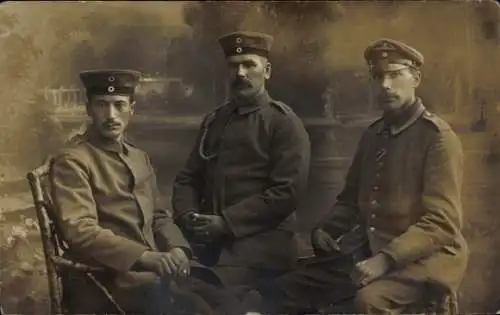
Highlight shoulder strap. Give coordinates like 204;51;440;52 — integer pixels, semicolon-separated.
270;100;292;114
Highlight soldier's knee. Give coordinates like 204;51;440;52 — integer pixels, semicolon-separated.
354;284;390;313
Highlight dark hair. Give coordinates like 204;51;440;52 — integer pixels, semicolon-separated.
86;93;135;103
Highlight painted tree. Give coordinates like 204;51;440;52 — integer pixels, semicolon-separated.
259;1;345;117
166;2;258;109
32;2;188;87
0;8;49;314
0;9;43;179
167;1;344;115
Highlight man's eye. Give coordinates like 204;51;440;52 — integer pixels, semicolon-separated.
115;103;127;110
389;72;400;79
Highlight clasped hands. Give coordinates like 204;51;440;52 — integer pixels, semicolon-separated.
135;247;190;278
312;228;393;287
179;211;231;243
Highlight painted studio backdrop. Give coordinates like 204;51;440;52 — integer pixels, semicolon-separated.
0;0;500;313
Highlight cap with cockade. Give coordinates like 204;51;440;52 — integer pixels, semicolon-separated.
364;38;424;71
218;31;274;58
79;69;141;96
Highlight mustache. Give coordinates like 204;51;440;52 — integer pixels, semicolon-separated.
378;92;399;100
102;120;121;127
232;79;252;88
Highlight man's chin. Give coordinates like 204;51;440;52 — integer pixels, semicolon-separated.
379;100;401;111
98;129;123;141
233;87;255;98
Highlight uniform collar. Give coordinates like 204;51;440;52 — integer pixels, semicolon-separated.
85;125;129;155
376;98;425;136
233;89;271;115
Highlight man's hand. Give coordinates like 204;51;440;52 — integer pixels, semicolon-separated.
168;247;190;277
191;214;231;242
136;249;191;277
135;251;178;277
311;228;341;253
177;211;198;232
351;253;394;287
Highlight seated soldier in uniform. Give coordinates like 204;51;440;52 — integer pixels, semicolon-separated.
49;69;235;315
344;38;468;314
172;31;310;294
235;38;469;315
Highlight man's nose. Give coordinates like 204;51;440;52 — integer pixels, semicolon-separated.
381;76;392;90
105;104;118;118
237;64;247;77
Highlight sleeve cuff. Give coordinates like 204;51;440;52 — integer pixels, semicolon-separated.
379;251;397;268
220;210;238;239
380;234;435;267
178;246;193;260
174;209;197;221
113;244;149;273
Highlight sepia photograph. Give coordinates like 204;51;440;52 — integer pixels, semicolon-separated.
0;0;500;314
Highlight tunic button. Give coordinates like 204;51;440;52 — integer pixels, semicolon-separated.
371;200;379;206
372;186;380;191
369;227;376;232
371;213;376;218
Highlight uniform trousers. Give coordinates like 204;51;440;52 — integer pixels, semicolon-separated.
234;248;430;314
62;270;236;315
232;254;358;314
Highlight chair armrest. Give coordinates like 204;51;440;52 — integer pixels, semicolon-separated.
52;256;105;273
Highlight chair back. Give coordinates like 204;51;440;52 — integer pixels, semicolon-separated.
26;158;66;314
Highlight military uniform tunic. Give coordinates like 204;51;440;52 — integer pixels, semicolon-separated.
172;91;311;276
320;98;468;293
50;128;190;289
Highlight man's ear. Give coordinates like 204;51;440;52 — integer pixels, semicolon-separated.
130;101;136;115
85;101;91;117
411;69;421;88
264;61;272;80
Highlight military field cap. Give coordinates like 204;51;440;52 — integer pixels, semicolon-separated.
79;69;141;96
218;31;274;58
364;38;424;71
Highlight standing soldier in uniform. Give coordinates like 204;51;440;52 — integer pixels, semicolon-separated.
50;69;223;314
172;31;311;288
309;38;469;314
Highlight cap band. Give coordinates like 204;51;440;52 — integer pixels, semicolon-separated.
86;86;136;95
369;58;417;70
223;47;269;58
